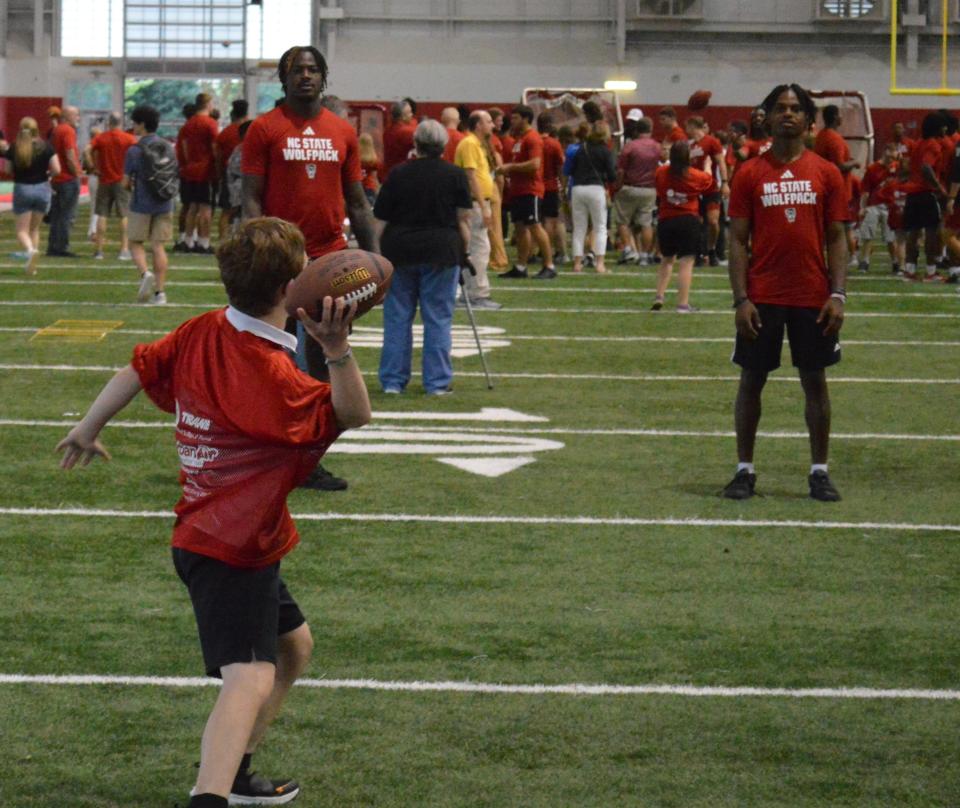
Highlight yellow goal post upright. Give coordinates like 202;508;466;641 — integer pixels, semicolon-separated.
890;0;960;95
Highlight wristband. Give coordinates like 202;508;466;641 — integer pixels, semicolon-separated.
325;347;353;367
830;292;847;304
732;296;750;309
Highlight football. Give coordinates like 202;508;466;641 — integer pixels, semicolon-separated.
688;89;712;110
285;249;393;321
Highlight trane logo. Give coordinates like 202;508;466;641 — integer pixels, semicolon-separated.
331;267;373;289
179;410;211;431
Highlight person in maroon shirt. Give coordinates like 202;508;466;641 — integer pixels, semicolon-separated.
724;84;848;503
56;218;372;808
382;99;417;178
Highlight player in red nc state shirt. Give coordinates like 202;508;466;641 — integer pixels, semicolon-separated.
724;84;848;503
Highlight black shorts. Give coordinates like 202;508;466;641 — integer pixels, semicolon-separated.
541;190;560;219
733;303;841;373
903;191;941;231
181;180;214;207
511;194;541;224
657;214;701;258
173;548;306;678
216;178;231;210
700;192;723;213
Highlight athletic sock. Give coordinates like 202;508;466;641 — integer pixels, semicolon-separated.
737;462;755;475
905;262;916;274
188;795;228;808
811;463;828;474
178;231;186;243
185;235;196;248
515;264;526;271
199;237;211;249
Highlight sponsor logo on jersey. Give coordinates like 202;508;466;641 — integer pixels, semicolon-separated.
178;443;220;469
282;136;340;162
178;410;211;432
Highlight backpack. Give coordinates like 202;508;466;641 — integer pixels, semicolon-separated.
139;136;179;201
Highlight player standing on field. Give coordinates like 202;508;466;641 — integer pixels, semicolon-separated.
723;84;848;502
242;44;378;493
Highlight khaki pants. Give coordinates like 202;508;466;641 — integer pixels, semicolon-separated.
488;183;509;270
464;203;492;301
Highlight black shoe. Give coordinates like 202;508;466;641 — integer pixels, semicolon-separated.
499;266;528;279
528;254;542;264
230;769;300;805
650;298;664;311
694;255;705;267
47;250;78;258
708;252;719;267
936;257;951;271
173;241;191;253
300;464;348;491
721;469;756;500
808;470;841;502
191;244;215;254
533;266;557;280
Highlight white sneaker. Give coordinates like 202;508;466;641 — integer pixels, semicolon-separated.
137;271;155;303
118;250;133;261
93;251;104;260
25;248;39;276
150;291;167;306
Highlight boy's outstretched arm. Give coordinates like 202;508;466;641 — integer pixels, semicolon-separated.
56;364;143;469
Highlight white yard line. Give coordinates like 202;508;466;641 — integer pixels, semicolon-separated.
0;506;958;533
1;363;956;385
0;673;956;701
1;325;958;348
2;419;956;443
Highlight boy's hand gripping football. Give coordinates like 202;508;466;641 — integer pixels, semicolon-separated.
297;296;357;358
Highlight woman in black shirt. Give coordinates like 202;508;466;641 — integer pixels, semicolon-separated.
568;121;616;274
1;116;60;274
373;119;473;395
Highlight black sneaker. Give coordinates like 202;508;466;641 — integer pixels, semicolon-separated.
299;464;348;492
499;266;528;279
650;298;664;311
708;252;720;267
808;470;841;502
230;770;300;805
533;266;557;280
936;257;951;271
191;244;215;254
721;469;756;499
173;241;191;253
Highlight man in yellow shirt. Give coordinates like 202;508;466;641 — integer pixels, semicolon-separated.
454;110;501;309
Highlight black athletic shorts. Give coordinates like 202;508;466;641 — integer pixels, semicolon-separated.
700;192;723;212
216;178;232;210
903;191;941;231
657;214;701;258
541;190;560;219
733;303;841;373
181;180;214;207
511;194;541;224
173;548;306;678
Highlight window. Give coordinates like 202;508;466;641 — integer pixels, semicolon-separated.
630;0;703;19
61;0;124;57
821;0;876;16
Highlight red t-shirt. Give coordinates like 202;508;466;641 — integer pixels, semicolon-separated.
905;138;942;195
876;181;908;230
131;308;341;568
861;160;896;207
215;122;242;173
892;137;914;160
742;138;772;160
500;134;515;203
178;114;219;182
814;128;856;219
728;149;847;308
664;124;686;144
541;135;565;193
441;128;466;163
689;134;724;192
490;133;503;158
51;123;80;185
509;128;544;198
382;120;417;177
91;129;138;185
655;165;713;220
242;105;362;258
847;174;862;221
360;158;381;191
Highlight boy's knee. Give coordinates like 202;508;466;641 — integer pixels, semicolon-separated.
223;661;276;704
279;624;314;674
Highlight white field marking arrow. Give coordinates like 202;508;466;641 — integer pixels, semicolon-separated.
369;408;547;423
350;324;510;358
437;456;537;477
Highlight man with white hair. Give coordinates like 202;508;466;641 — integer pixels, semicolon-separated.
47;105;83;257
90;111;138;260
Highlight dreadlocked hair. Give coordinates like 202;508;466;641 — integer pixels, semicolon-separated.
277;46;329;94
759;84;817;127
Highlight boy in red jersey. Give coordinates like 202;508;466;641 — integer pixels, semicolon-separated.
723;84;848;503
857;142;899;273
56;218;371;808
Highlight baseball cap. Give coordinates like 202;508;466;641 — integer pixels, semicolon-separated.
626;108;644;121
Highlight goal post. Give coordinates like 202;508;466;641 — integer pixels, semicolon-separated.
890;0;960;95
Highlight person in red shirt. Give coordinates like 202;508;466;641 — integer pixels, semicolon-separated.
382;99;416;178
46;105;83;257
658;107;686;144
724;84;848;503
652;140;713;312
685;115;729;266
215;99;249;241
496;104;556;279
243;44;377;492
941;127;960;282
440;106;465;162
56;218;372;808
173;102;197;252
358;132;382;205
890;121;914;161
739;107;772;162
814;105;860;260
178;92;220;253
902;112;948;281
90;111;138;260
857;142;899;272
537;112;568;263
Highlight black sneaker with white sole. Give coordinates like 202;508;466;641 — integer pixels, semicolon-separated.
299;464;348;491
721;469;756;499
499;266;528;279
533;266;557;279
808;470;841;502
228;770;300;805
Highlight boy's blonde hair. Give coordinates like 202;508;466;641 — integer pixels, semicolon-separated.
217;218;306;316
